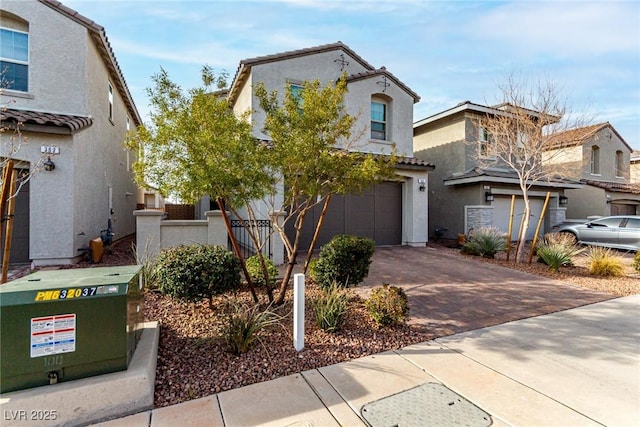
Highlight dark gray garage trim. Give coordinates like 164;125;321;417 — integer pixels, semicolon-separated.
287;181;403;249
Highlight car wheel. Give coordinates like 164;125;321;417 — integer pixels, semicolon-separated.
560;231;578;245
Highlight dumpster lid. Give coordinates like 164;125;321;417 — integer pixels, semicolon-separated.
1;265;142;293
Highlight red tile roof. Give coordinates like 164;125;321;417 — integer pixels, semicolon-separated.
582;179;640;195
546;122;632;152
1;108;93;132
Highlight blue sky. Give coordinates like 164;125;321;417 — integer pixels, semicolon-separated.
65;0;640;150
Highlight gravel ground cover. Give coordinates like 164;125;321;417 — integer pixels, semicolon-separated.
23;236;637;407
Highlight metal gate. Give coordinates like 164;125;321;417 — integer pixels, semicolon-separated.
228;219;272;260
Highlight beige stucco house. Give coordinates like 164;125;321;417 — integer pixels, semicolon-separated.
632;151;640;184
225;42;434;252
413;101;580;242
544;123;640;218
0;0;141;265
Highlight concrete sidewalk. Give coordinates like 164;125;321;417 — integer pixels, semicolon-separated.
97;295;640;427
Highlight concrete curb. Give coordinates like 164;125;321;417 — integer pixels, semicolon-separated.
0;322;159;427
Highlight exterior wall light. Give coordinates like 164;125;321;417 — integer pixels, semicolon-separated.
485;191;494;202
559;196;568;205
606;195;611;204
418;178;426;192
43;156;55;172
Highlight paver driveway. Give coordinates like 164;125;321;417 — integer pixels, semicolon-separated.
358;246;613;336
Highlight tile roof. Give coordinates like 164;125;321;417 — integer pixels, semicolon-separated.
444;167;582;188
414;100;554;129
227;41;418;104
36;0;141;126
546;122;632;152
582;179;640;195
396;155;434;170
1;108;93;132
346;67;420;103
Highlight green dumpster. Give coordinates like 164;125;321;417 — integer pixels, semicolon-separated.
0;265;144;393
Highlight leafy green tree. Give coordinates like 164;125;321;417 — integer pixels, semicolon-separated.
255;75;398;304
125;66;275;301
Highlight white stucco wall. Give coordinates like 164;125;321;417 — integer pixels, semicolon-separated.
1;1;138;265
0;1;87;113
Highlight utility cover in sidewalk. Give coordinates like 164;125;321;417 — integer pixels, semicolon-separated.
361;382;492;427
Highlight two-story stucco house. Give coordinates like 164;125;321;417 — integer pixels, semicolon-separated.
0;0;141;266
632;151;640;184
225;42;433;254
544;123;640;218
413;101;580;242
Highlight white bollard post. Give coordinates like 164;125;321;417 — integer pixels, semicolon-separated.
293;273;305;352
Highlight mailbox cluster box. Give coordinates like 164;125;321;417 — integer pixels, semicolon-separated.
0;265;143;393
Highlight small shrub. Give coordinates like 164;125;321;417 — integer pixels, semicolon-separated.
365;284;409;327
155;244;241;307
633;251;640;273
312;282;349;332
223;302;282;355
312;235;375;289
461;227;507;258
588;246;625;277
134;242;160;290
245;255;278;288
536;232;585;272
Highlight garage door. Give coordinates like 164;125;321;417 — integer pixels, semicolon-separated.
610;203;637;216
493;197;545;241
287;182;403;250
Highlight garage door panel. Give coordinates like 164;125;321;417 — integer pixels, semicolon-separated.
493;197;545;241
285;182;402;249
345;192;374;239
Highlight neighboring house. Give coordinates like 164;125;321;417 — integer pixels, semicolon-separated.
225;42;434;251
544;123;640;217
0;0;141;266
413;101;580;241
631;150;640;184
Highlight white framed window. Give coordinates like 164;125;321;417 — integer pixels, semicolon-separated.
371;101;386;140
590;145;600;175
478;126;494;157
108;82;114;122
0;27;29;92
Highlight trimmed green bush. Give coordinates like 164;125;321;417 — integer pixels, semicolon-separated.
365;284;409;327
588;246;625;277
312;282;349;332
312;235;375;288
246;255;278;288
633;251;640;273
155;244;241;306
536;232;585;272
461;227;507;258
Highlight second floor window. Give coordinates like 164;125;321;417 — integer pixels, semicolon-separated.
108;82;114;121
371;101;386;140
590;145;600;175
0;28;29;92
615;150;624;177
478;127;494;157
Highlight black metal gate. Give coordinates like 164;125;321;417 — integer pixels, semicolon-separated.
228;219;272;260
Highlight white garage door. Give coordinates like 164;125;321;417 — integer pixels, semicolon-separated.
493;197;545;241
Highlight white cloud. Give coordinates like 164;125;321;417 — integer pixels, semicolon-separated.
470;1;640;57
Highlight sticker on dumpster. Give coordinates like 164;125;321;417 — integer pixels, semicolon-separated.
34;285;119;301
30;314;76;358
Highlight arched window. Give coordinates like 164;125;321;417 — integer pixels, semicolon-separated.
0;29;29;91
615;150;624;177
0;13;29;92
590;145;600;175
370;94;391;141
